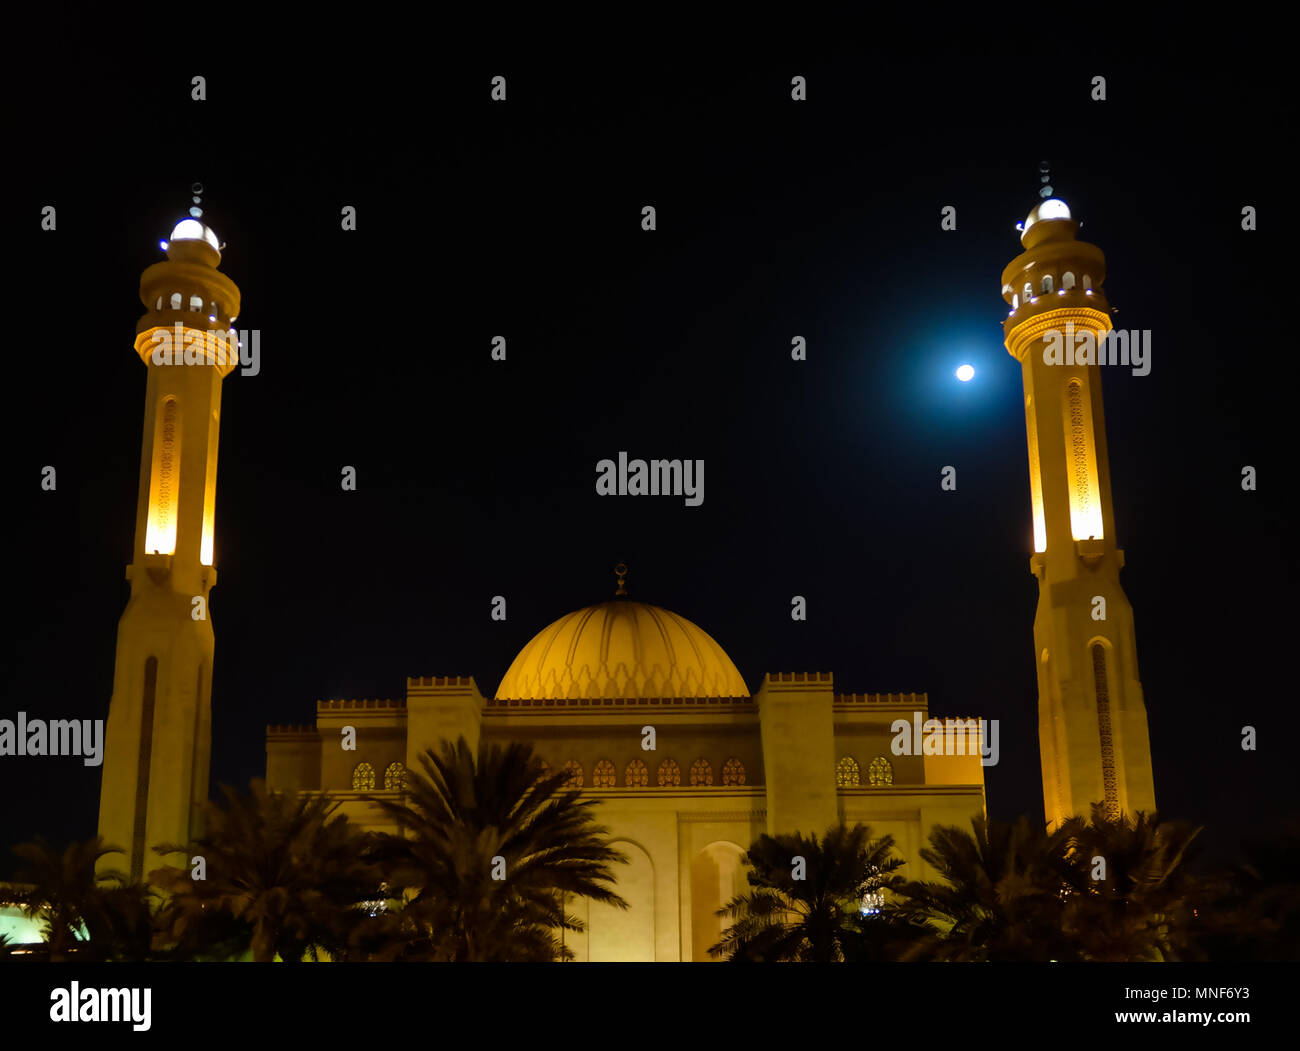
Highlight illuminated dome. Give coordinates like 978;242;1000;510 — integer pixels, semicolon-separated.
1022;198;1071;236
169;218;220;252
496;599;750;701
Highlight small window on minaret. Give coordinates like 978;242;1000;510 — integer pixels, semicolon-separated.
1062;272;1075;290
1023;282;1033;302
1082;274;1092;290
155;296;163;310
188;295;203;312
1041;274;1054;294
170;292;182;310
1012;294;1019;308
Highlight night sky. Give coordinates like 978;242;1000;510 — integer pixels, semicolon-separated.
2;16;1294;875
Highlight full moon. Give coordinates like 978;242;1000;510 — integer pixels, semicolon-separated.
956;364;975;382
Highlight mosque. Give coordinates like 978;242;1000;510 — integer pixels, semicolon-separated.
90;186;1158;961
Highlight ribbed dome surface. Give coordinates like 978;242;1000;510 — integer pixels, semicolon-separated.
495;600;749;701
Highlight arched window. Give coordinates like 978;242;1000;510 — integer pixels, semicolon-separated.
383;761;406;790
1041;274;1054;294
868;757;894;786
657;758;681;787
592;759;617;788
1082;274;1092;290
189;294;204;312
1062;271;1076;290
689;758;713;786
170;292;182;310
1011;293;1019;308
561;760;584;788
1023;281;1033;302
352;762;375;790
625;758;649;788
155;295;164;310
721;757;746;786
836;756;861;787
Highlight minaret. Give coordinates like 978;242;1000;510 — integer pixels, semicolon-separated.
1000;177;1156;830
98;188;241;879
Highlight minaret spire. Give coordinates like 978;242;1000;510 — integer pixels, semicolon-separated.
97;197;242;879
1000;192;1156;830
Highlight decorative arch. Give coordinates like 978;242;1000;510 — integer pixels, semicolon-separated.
836;756;861;787
561;760;584;789
351;762;375;790
1062;271;1076;289
592;759;617;788
689;758;713;786
657;758;681;787
383;761;406;790
868;756;893;786
721;757;746;786
625;758;649;788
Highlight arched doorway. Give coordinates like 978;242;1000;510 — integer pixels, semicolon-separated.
691;841;747;961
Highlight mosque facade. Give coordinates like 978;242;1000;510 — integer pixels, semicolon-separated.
92;189;1155;961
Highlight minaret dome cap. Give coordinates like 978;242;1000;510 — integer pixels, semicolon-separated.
1021;198;1072;239
169;218;220;253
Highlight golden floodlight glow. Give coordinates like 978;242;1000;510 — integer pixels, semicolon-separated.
200;410;219;566
1025;396;1047;553
144;396;181;555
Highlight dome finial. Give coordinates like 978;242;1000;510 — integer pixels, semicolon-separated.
614;562;629;596
190;181;204;218
1038;160;1054;200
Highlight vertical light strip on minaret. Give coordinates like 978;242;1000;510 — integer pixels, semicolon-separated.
200;409;219;565
1025;395;1047;552
145;396;181;555
1064;379;1103;541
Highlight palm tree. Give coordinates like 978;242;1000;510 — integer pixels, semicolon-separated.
78;882;159;962
151;779;382;962
10;835;127;961
709;823;904;962
1058;804;1208;961
1203;820;1300;961
372;738;628;961
892;815;1077;961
